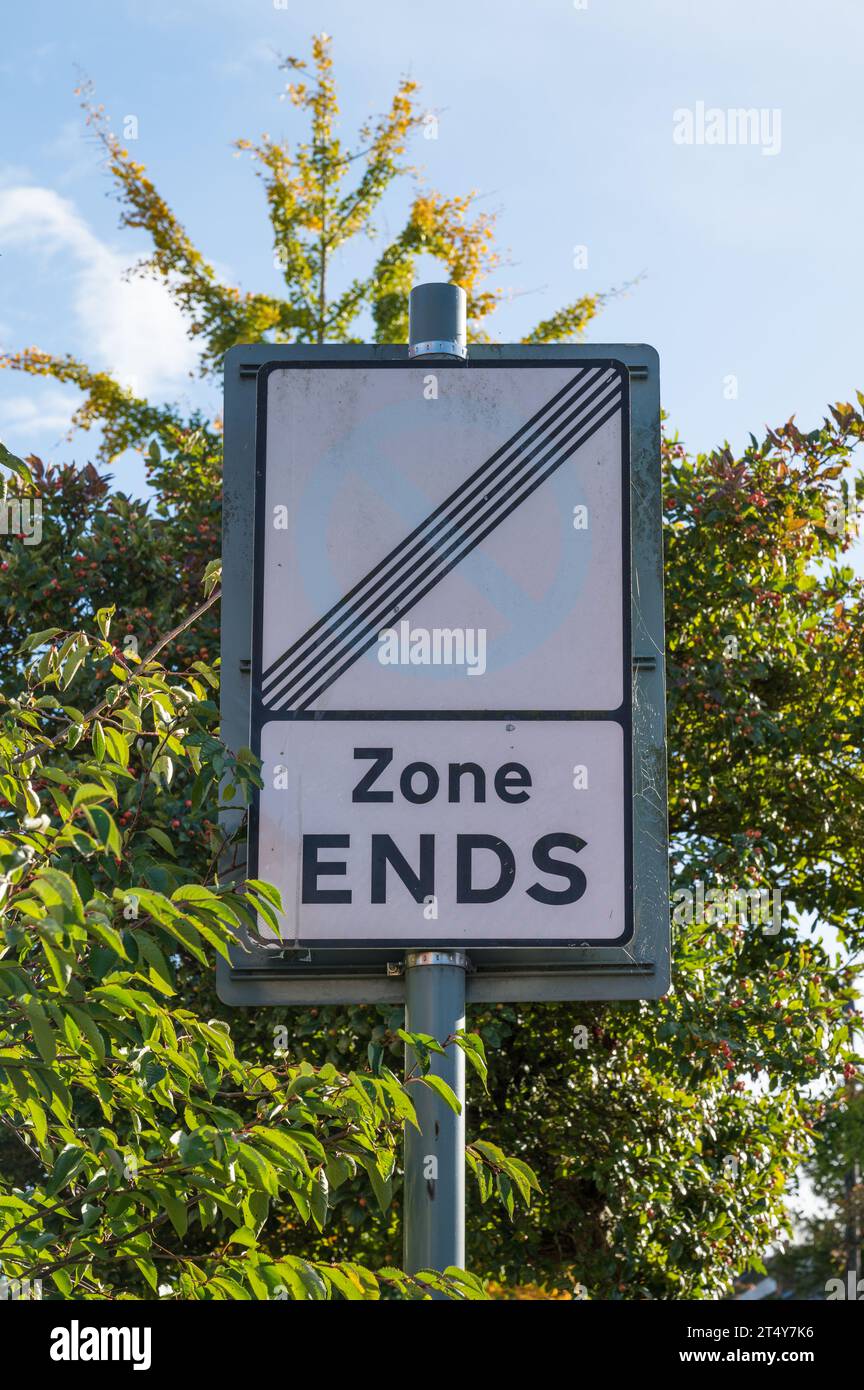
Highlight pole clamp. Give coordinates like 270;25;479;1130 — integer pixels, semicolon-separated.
408;339;468;361
403;949;471;971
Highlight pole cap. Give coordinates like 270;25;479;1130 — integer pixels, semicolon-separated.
408;282;467;360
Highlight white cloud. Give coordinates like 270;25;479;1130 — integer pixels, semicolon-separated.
0;184;197;400
1;388;81;439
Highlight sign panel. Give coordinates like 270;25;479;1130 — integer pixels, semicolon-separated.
250;360;630;947
219;345;668;1002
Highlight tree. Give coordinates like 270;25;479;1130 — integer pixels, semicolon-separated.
3;39;600;463
0;452;534;1299
2;34;863;1298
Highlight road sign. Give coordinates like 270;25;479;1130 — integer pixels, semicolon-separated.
218;344;668;1003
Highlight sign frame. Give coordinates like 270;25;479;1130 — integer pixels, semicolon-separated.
218;342;668;1004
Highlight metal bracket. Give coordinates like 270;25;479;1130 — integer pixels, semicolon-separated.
407;339;468;361
404;950;472;971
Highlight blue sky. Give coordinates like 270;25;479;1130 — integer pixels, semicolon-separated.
1;0;863;523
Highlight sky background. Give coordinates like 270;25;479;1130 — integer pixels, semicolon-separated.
1;0;863;515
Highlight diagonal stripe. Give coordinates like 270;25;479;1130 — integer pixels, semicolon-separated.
263;381;621;712
264;372;620;708
262;367;605;695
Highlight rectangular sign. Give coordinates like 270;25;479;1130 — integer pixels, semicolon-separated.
250;359;630;947
219;345;668;1001
257;719;627;945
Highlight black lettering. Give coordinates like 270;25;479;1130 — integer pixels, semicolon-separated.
456;834;515;903
301;834;351;903
495;762;532;804
352;747;393;802
526;833;587;905
447;761;486;803
371;835;435;903
400;761;439;804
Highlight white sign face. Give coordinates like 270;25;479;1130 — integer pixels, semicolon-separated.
250;361;632;946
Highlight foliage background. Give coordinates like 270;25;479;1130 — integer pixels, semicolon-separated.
1;37;862;1299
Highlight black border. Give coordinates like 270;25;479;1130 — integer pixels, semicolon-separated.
248;358;633;948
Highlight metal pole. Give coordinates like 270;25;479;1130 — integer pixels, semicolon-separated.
402;286;469;1284
403;950;468;1277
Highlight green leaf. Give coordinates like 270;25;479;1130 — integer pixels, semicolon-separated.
356;1152;393;1212
398;1028;447;1057
496;1172;515;1218
442;1267;489;1301
25;1096;48;1146
32;867;86;924
81;805;122;857
325;1266;371;1301
417;1072;461;1114
133;1259;159;1294
244;878;284;911
19;627;63;652
227;1225;258;1249
172;884;240;926
72;783;114;811
62;1003;106;1064
309;1169;329;1231
0;442;31;480
51;1269;73;1298
40;939;74;994
453;1030;489;1092
325;1155;353;1189
159;1187;189;1238
23;998;57;1063
59;639;88;690
103;727;129;767
95;605;115;639
238;1142;280;1197
144;826;177;857
91;722;106;762
472;1138;507;1167
45;1143;87;1196
251;1127;311;1173
136;934;176;995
